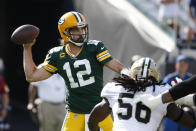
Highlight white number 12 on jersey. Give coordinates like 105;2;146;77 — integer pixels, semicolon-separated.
63;59;95;88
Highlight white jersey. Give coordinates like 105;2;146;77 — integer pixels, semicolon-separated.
101;82;171;131
31;74;66;103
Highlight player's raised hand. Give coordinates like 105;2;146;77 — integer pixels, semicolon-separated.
23;39;36;48
134;94;163;110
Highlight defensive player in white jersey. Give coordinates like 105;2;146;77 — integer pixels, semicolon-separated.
88;57;196;131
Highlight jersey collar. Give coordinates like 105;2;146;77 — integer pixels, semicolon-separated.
65;44;83;58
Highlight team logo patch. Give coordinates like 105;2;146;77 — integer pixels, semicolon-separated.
58;17;65;25
60;52;65;58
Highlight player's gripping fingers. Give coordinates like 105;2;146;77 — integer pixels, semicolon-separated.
23;39;36;48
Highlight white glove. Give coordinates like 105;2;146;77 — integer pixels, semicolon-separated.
134;94;163;110
120;68;130;76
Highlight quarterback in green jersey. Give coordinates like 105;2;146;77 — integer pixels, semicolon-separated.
22;11;129;131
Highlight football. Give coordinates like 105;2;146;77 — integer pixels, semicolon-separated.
11;24;39;45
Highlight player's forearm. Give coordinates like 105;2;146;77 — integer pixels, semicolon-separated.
88;122;99;131
105;59;126;74
114;59;126;74
88;112;99;131
88;100;111;131
88;107;102;131
162;89;193;104
23;47;37;82
161;91;174;103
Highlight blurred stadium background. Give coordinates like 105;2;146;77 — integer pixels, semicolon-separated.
0;0;196;130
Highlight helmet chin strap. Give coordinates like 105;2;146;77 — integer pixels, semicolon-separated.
64;31;84;46
68;38;84;46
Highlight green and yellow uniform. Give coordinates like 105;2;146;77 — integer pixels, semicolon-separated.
43;40;113;131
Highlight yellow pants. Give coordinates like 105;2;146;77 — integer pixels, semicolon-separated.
61;111;113;131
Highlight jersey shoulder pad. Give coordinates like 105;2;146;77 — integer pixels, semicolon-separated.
48;46;64;54
46;46;65;60
101;82;118;98
101;82;113;98
85;40;101;53
86;40;105;53
86;40;101;46
153;84;171;96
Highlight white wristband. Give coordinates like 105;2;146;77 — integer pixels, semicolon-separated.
145;94;163;110
120;68;130;76
175;94;194;106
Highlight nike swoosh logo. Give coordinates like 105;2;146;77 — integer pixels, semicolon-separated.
101;47;104;50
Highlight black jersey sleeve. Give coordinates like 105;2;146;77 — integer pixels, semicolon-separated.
169;75;196;100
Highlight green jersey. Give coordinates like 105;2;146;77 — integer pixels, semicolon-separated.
42;40;112;113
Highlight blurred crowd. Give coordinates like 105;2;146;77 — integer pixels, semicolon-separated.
157;0;196;46
0;58;10;131
132;0;196;46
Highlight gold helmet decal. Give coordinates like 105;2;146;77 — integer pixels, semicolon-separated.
58;11;88;46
